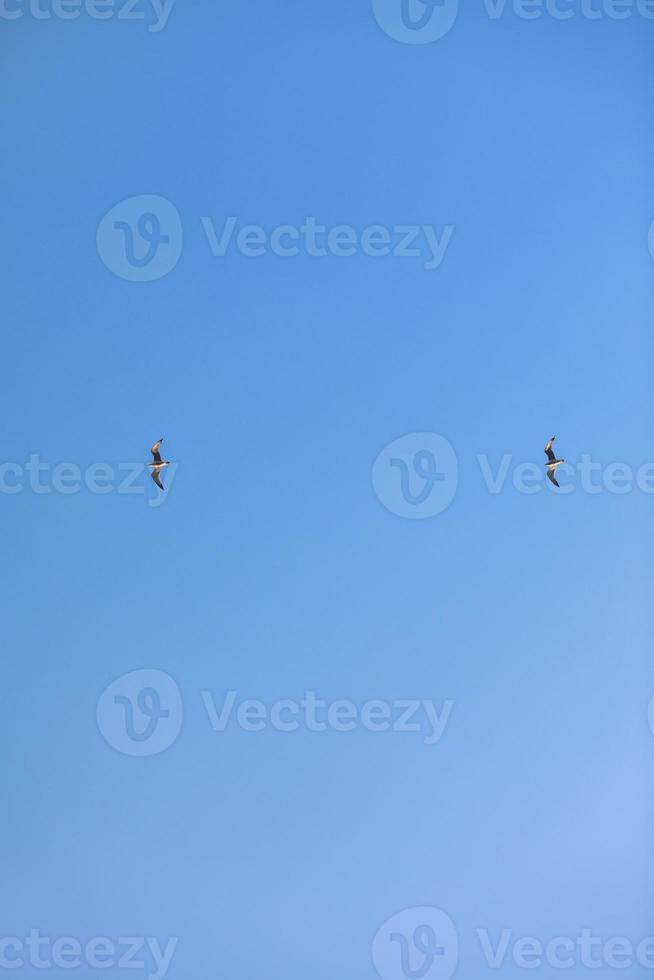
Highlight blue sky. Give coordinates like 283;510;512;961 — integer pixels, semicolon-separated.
2;2;654;979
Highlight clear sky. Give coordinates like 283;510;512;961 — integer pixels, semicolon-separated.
2;3;654;979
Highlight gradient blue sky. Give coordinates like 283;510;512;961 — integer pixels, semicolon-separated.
2;3;654;978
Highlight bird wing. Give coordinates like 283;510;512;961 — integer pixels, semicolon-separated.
151;438;163;463
546;468;560;488
544;436;556;462
151;468;165;491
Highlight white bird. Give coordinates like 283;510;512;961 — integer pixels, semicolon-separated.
544;435;565;488
148;437;171;491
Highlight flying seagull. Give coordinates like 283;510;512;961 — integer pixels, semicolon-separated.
544;435;565;488
148;437;171;491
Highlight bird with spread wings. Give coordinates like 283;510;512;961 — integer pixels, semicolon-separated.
148;438;171;491
544;435;565;488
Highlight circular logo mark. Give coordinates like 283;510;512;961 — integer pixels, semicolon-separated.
96;669;183;757
96;194;183;282
372;432;458;519
372;0;459;44
372;907;458;980
647;694;654;737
